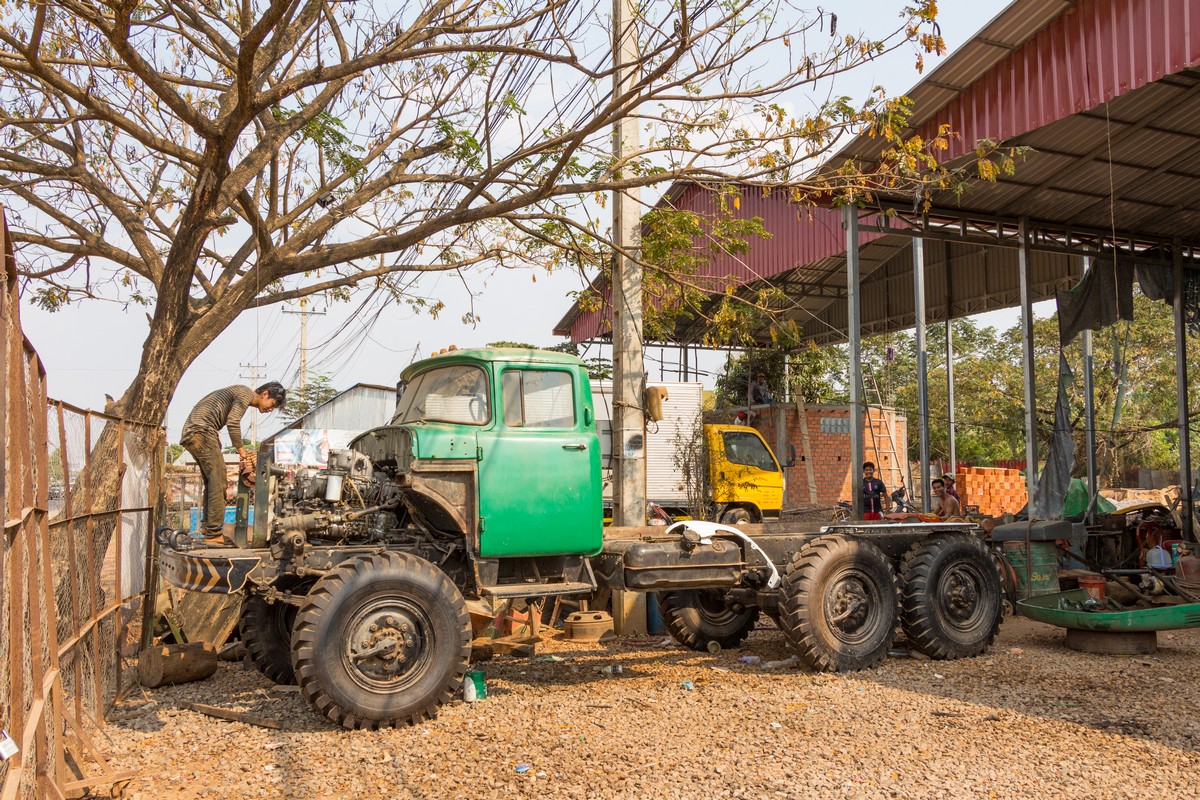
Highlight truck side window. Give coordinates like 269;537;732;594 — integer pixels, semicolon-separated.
502;370;575;428
502;372;524;427
722;431;778;471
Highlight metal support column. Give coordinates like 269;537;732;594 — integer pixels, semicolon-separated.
1173;242;1194;538
845;205;864;514
1081;256;1098;524
1018;218;1039;515
913;238;931;511
945;260;956;473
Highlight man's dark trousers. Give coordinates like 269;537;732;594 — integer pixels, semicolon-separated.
181;430;227;539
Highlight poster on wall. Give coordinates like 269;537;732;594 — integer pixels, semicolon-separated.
274;429;357;467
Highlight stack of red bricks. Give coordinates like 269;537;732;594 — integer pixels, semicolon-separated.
958;466;1028;517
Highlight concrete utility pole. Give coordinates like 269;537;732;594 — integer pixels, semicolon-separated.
610;0;646;634
240;362;265;444
284;298;326;390
610;0;644;529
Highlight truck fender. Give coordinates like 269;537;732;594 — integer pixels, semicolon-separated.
664;521;780;588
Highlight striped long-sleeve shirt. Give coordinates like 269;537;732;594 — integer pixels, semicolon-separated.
182;385;256;448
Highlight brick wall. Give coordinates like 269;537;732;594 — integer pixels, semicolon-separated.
957;466;1028;517
738;403;909;510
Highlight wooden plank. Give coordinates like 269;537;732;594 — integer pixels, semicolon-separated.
57;402;86;726
178;702;284;730
794;398;818;505
83;412;103;720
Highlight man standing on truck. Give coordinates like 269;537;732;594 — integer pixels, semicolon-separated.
860;461;890;520
180;382;286;545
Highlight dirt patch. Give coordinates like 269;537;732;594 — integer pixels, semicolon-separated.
101;613;1200;799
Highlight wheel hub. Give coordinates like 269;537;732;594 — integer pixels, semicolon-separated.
827;576;871;634
937;564;987;628
942;568;981;623
346;606;424;688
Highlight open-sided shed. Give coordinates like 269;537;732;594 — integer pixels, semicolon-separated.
556;0;1200;530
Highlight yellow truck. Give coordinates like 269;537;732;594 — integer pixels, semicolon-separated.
704;423;785;524
591;381;785;523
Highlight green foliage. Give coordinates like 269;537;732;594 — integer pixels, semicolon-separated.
278;372;340;424
272;107;365;185
637;187;774;345
486;341;612;380
714;346;843;407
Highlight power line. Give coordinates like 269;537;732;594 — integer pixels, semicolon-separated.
239;362;266;444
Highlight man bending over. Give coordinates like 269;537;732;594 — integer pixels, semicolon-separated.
180;382;286;545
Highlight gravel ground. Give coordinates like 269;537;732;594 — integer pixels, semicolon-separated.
100;614;1200;800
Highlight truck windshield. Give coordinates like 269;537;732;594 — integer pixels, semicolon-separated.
722;431;778;471
391;365;490;425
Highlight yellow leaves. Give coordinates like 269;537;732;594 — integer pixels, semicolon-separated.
733;195;740;210
977;157;1000;182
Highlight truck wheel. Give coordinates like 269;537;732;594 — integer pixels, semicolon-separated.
290;552;471;730
900;534;1003;660
779;535;898;671
240;594;298;684
659;589;759;650
719;507;754;525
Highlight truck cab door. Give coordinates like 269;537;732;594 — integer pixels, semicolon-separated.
476;367;602;557
708;425;784;519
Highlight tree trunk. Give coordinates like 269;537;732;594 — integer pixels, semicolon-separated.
137;642;218;687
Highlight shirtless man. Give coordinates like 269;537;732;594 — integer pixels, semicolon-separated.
931;478;962;519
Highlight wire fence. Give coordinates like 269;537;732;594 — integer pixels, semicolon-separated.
2;210;163;800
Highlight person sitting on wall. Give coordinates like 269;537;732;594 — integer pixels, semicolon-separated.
860;461;889;520
750;373;773;405
931;478;962;519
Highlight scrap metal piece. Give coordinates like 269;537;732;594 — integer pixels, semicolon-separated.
563;610;615;642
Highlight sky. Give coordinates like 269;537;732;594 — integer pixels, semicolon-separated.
16;0;1023;443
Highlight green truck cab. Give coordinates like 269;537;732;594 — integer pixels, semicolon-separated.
354;347;602;558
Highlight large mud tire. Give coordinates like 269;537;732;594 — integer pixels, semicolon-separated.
900;534;1003;660
779;535;898;671
239;595;298;684
290;552;471;730
659;589;759;651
